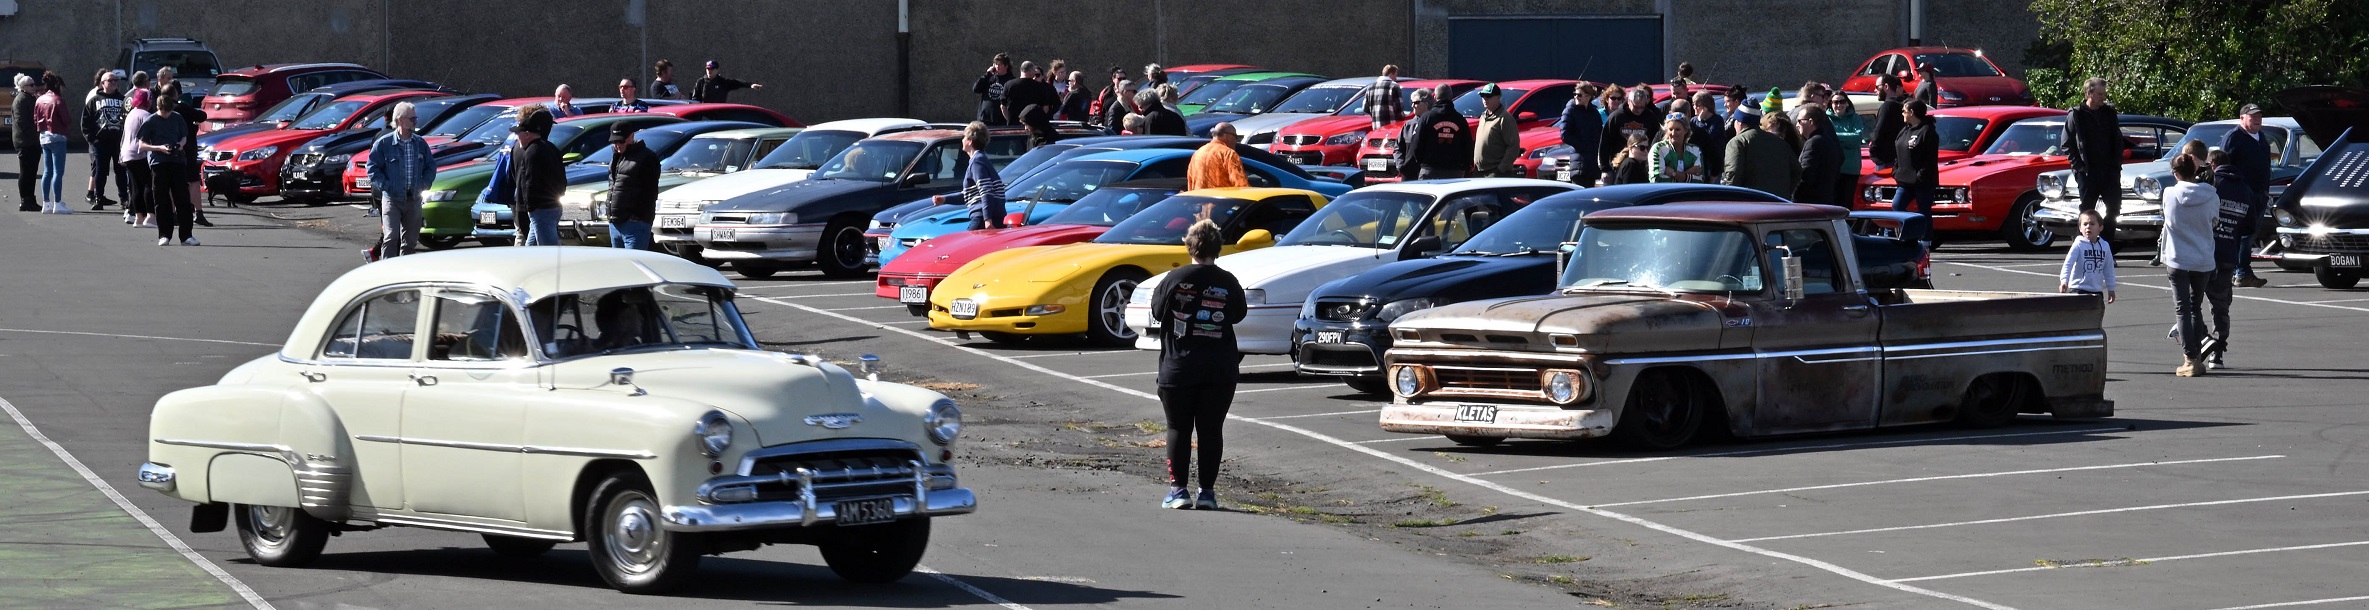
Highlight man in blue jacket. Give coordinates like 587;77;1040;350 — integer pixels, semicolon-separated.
367;101;436;260
1558;82;1603;186
2220;103;2273;287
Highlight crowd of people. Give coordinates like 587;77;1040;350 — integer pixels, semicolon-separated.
11;66;209;244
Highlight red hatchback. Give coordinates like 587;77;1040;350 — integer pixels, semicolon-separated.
1354;79;1582;182
202;90;446;202
1268;79;1484;167
200;63;386;133
1839;47;2033;107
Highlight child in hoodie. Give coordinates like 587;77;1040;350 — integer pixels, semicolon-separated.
2059;209;2117;303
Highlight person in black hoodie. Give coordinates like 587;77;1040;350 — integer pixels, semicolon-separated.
2201;150;2249;369
81;70;127;210
972;54;1015;126
1599;87;1655;173
1002;62;1062;145
1151;218;1247;510
1869;75;1908;170
1412;84;1473;179
2063;77;2123;239
1135;88;1188;136
1792;105;1841;204
1890;100;1941;215
605;123;662;250
509;107;566;246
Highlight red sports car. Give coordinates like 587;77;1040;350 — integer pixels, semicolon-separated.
1267;79;1483;167
199;62;387;133
1860;113;2190;249
1839;47;2034;107
201;90;447;202
873;180;1184;314
1354;79;1582;182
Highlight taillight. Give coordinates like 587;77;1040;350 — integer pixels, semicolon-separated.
1916;249;1932;280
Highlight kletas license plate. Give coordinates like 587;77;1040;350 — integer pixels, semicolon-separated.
949;298;979;319
1455;405;1498;423
2332;254;2363;269
835;497;896;526
899;285;928;303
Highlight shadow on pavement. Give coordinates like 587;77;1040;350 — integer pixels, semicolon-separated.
1429;417;2238;459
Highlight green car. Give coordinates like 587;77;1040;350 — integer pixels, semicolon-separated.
559;126;802;247
417;114;686;248
1174;71;1321;115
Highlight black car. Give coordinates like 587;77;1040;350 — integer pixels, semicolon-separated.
279;93;498;203
2270;85;2369;289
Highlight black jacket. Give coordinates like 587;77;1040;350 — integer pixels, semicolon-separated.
81;90;126;146
175;105;206;169
1794;132;1842;204
2219;127;2272;201
606;141;662;223
9;94;34;149
1410;105;1473;172
1153;263;1247;387
1002;77;1059;127
1870;94;1907;167
2064;102;2121;175
973;71;1014;125
691;76;751;104
512;137;566;211
1141;105;1189;136
1892;122;1940;187
1600;104;1652;169
1057;87;1092;122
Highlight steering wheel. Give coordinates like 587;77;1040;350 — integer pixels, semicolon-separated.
1327;228;1361;243
1716;274;1747;289
553;324;581;339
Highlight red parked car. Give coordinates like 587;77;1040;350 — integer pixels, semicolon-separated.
1354;79;1582;182
1860;113;2190;250
1268;79;1484;167
201;90;447;202
199;63;387;133
1839;47;2033;107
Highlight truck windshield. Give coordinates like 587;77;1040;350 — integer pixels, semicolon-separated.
529;285;752;359
1278;191;1428;248
1560;226;1764;293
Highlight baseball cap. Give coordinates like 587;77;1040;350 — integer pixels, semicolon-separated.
1477;83;1501;97
2237;103;2264;117
511;107;553;135
609;122;639;143
704;60;719;69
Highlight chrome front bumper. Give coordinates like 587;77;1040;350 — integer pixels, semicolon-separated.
660;488;976;532
1378;402;1617;440
137;462;177;492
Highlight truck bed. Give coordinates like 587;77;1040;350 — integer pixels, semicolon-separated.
1872;289;2104;346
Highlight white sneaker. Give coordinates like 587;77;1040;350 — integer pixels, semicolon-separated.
123;212;133;224
157;237;170;246
181;237;201;246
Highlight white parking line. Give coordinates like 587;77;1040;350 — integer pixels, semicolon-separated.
1470;427;2131;477
1890;539;2369;583
742;280;879;287
1943;261;2369;314
1733;489;2369;543
823;305;915;311
750;295;2017;609
1080;363;1295;378
1591;455;2284;508
1244;409;1381;421
759;291;881;299
0;327;278;347
917;564;1034;610
1353;436;1435;444
1000;351;1113;359
2208;595;2369;609
0;396;276;609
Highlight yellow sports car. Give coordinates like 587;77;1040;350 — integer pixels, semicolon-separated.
928;187;1330;346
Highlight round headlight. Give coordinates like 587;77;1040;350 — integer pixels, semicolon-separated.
1394;366;1421;397
2274;208;2300;228
2037;174;2064;198
694;410;732;457
1546;371;1579;404
2134;178;2163;201
925;399;962;445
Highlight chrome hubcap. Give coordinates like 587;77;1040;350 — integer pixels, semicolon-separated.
248;506;294;546
604;492;665;574
2022;204;2051;246
1099;279;1139;340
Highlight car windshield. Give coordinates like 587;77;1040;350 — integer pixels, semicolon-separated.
1915;53;2002;78
1453;88;1528;117
1932;117;1990;152
662;137;757;174
530;285;752;359
2161;124;2294;164
410;100;471;131
256;93;325;123
755;129;863;170
1175;74;1225;97
1272;86;1363;114
1007;160;1140;205
1001;142;1076;179
578;130;689;166
211;76;259;97
425;104;504;138
134;51;221;78
290;100;365;130
1043;187;1180;227
811;140;923;182
1560;226;1764;292
460;113;522;145
1094;195;1251;245
1981;122;2065;155
1208;84;1295;114
1277;191;1429;248
1180;80;1250;106
1448;201;1602;256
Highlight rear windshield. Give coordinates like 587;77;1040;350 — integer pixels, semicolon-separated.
257;93;325;123
134;51;221;78
755;129;863;170
291;100;366;130
1043;187;1180;227
1271;86;1362;114
1180;80;1250;106
1454;88;1529;117
211;76;259;97
428;104;507;139
1208;84;1295;114
663;137;757;174
1094;195;1251;245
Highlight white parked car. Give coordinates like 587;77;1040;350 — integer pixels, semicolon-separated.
137;247;973;593
1125;178;1577;353
654;118;934;260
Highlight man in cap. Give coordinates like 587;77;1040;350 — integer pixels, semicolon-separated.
2222;103;2273;287
606;122;662;250
509;106;567;245
693;60;762;104
1473;83;1521;177
613;78;650;113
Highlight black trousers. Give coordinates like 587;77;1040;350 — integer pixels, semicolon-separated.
1158;383;1235;490
150;162;194;240
88;141;117;202
15;147;36;210
124;159;151;216
2078;168;2121;240
1835;173;1862;209
1571;163;1601;187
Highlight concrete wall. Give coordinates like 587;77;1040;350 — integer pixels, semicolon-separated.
0;0;2037;125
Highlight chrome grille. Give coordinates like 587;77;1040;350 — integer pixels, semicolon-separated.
2287;232;2369;253
748;448;928;501
1280;134;1322;146
203;150;233;162
1433;366;1541;393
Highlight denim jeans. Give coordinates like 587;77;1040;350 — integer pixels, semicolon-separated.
40;140;69;203
2167;268;2212;358
523;208;563;245
1892;182;1938;215
608;219;652;250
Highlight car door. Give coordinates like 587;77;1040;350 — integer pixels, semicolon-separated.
305;288;425;510
903;140;969;192
1750;225;1880;434
396;288;534;522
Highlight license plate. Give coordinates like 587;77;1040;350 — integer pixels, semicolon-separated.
876;237;893;251
711;228;736;242
1364;158;1390;172
478;211;496;224
660;215;688;228
899;285;928;303
353;177;370;190
949;298;979;320
1314;331;1344;344
834;497;897;526
1557;167;1573;182
2333;254;2364;269
1455;405;1498;423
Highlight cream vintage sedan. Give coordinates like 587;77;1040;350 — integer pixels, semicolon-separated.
136;247;973;593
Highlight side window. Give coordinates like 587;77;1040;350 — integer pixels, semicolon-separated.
1429;194;1505;247
427;292;528;362
749;138;788;163
287;75;321;94
564;127;617;157
2121;125;2168;160
322;290;421;360
916;142;965;182
1515;85;1576;119
1858;57;1885;76
1769;229;1842;295
984;135;1031;165
1231;195;1318;240
1243;164;1280;188
1135;156;1191;178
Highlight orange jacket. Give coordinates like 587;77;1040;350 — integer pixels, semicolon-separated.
1186;141;1247;191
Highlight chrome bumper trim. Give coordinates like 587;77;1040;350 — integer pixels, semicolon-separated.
137;463;176;492
659;487;977;532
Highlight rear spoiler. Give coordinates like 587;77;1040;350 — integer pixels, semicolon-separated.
1846;210;1931;244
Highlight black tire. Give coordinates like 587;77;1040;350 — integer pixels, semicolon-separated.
905;303;931;317
815;218;872;278
1611;370;1706;451
482;534;557;557
1342;375;1389;395
419;235;464;251
2314;264;2361;289
1083;268;1150;348
820;517;931;584
2000;193;2055;251
737;261;779;279
1445;435;1504;447
586;471;702;594
979;331;1032;345
1956;374;2028;428
478;235;515;247
234;504;331;568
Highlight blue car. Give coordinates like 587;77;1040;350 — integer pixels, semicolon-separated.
877;147;1351;265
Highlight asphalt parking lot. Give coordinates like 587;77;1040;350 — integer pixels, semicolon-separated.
3;157;2367;609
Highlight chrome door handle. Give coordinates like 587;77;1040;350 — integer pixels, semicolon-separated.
408;373;438;386
1841;305;1872;317
299;371;327;383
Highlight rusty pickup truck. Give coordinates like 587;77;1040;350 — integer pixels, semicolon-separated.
1379;202;2111;450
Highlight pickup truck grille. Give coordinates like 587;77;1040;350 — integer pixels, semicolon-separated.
747;447;928;502
1434;366;1543;393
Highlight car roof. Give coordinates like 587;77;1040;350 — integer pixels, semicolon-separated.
1537;183;1789;206
1361;178;1579;197
1931;105;2064;120
1174;186;1319;201
1494;79;1579;90
632;120;767;136
808;117;928;134
1886;46;1984;55
2009;114;2193;128
1310;77;1380;88
336;90;446;104
554;112;674;125
876;129;963;142
1169;64;1260;73
1402;78;1485;88
1107;177;1189;190
692;127;804;140
220;63;370;77
1216;71;1322;82
1065;148;1197;163
290;248;735;358
1585;202;1848;224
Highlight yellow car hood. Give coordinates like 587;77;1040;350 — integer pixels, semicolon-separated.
939;243;1186;303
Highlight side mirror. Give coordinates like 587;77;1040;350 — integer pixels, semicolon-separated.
1556;242;1578;279
1003;212;1027;227
1399;235;1443;260
561;152;583;163
1236;228;1274;248
1773;248;1805;307
901;173;929;187
1517;112;1538;122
